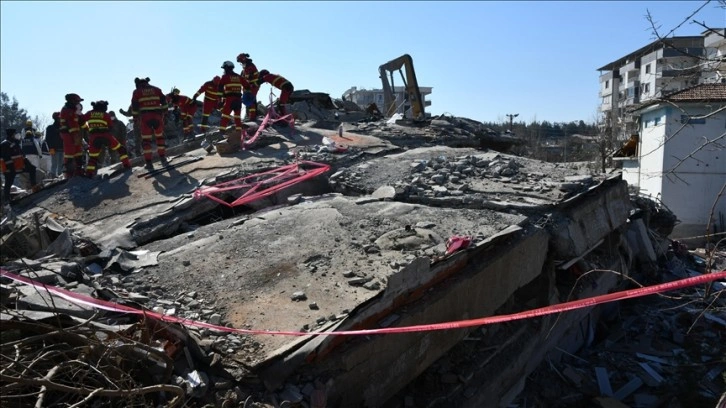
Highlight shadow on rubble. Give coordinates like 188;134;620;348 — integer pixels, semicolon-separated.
148;166;200;198
69;172;132;210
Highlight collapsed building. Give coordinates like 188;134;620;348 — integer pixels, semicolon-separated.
1;95;724;408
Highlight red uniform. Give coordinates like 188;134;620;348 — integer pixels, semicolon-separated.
242;61;260;121
218;72;250;130
169;94;197;136
131;85;168;162
82;110;131;176
260;72;294;114
59;104;85;178
193;80;222;132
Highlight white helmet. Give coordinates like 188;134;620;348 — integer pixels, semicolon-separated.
221;61;235;69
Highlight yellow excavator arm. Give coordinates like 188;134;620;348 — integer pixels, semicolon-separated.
379;54;425;120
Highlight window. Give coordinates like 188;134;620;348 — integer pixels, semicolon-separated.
642;83;651;95
645;64;651;74
680;115;706;124
605;80;609;89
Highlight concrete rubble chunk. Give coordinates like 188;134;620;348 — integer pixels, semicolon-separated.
291;291;307;301
372;186;396;200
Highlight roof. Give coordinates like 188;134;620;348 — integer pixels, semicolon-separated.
630;83;726;113
597;36;703;72
662;82;726;102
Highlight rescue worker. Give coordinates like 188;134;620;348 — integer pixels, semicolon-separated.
258;69;295;115
1;128;36;206
218;61;250;132
167;88;197;138
98;110;129;164
46;112;64;177
130;77;168;168
82;101;131;177
118;105;142;157
192;76;222;133
59;93;86;178
237;53;261;121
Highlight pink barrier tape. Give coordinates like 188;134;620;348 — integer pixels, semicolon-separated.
242;104;295;149
2;269;724;337
192;161;330;208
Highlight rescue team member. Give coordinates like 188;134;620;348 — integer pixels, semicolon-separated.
82;101;131;177
258;70;295;115
237;53;260;121
98;110;130;164
130;77;168;168
59;93;86;178
192;76;222;133
168;88;197;138
218;61;250;132
1;128;36;205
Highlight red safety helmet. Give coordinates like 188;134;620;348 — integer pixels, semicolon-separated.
236;53;250;63
65;93;83;103
213;76;221;84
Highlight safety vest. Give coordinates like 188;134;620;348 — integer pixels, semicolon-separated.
85;111;111;133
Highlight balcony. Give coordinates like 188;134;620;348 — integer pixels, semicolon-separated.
656;67;700;78
662;47;704;58
619;60;641;76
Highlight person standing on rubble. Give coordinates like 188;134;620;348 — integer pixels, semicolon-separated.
237;53;261;121
218;61;250;132
82;101;132;177
130;77;168;168
258;69;295;116
19;120;43;191
45;112;64;177
192;76;222;134
167;88;197;139
59;93;86;178
97;110;130;164
1;128;37;206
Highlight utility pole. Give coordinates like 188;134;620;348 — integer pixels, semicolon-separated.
505;113;519;133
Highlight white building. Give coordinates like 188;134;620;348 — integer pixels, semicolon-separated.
597;29;726;144
342;86;433;118
702;28;726;84
619;83;726;241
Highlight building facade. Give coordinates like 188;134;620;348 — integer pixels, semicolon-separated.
619;83;726;241
342;86;433;118
597;29;725;142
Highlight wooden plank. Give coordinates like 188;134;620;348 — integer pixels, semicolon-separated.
595;367;614;397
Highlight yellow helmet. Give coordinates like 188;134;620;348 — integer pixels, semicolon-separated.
25;120;33;127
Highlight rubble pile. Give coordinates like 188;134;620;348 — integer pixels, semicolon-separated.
2;96;724;407
511;242;726;408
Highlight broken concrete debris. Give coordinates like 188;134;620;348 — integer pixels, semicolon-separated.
2;103;724;408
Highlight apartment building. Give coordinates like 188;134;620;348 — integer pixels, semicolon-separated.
342;86;433;118
597;29;725;141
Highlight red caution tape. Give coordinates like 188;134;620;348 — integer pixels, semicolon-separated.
2;269;724;337
192;161;330;208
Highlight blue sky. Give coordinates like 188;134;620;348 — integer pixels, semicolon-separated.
1;1;723;128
